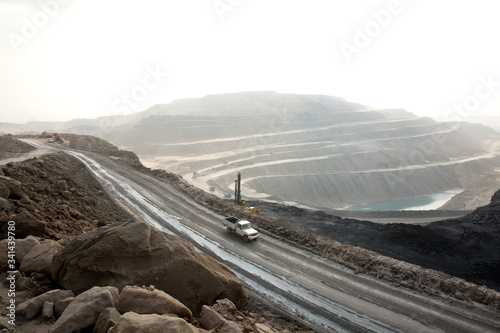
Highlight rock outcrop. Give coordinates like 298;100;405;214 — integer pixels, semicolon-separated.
0;151;131;240
94;307;122;333
20;240;63;274
109;312;199;333
49;286;119;333
17;289;74;320
1;210;46;237
116;285;192;319
51;221;248;314
15;236;40;264
199;305;226;330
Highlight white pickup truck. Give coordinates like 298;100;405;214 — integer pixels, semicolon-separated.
223;216;259;242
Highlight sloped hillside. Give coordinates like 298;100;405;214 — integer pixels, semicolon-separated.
104;92;500;212
256;188;500;292
0;135;35;160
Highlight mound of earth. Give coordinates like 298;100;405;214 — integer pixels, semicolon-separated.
61;133;144;169
0;148;134;327
0;151;130;239
0;135;35;160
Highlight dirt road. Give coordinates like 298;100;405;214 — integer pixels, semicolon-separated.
22;139;500;332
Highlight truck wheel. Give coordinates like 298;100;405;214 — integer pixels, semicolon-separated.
227;227;232;234
243;235;249;243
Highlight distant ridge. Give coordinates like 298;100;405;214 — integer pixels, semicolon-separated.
102;92;500;211
4;91;500;212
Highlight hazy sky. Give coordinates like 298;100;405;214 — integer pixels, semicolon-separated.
1;0;499;123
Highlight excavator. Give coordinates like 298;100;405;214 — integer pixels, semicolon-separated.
41;131;63;143
234;172;260;213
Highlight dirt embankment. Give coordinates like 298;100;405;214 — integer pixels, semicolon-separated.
0;150;134;328
251;199;500;292
62;134;144;169
0;151;130;239
0;135;35;160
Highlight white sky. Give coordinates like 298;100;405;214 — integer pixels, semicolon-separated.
1;0;499;123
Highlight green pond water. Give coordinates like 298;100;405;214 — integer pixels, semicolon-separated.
348;189;463;211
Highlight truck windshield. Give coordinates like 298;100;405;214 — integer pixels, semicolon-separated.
241;224;251;230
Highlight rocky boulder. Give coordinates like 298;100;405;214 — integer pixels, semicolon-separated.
15;236;40;264
1;211;46;237
109;312;199;333
0;197;11;210
94;307;122;333
20;240;63;274
17;289;74;320
54;297;74;317
49;286;119;333
116;285;192;319
51;221;248;314
199;305;226;330
0;182;9;199
0;175;22;200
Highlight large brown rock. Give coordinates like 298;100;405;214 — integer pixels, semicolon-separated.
51;221;248;314
94;307;122;333
0;197;11;210
20;240;63;274
54;297;74;317
1;211;46;237
15;236;40;264
17;289;74;320
49;286;119;333
199;305;226;330
0;175;22;199
116;286;192;319
109;312;199;333
0;182;9;199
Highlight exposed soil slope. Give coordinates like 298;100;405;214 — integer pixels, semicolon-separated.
147;168;500;312
0;135;35;160
0;151;130;239
253;197;500;292
101;92;500;212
